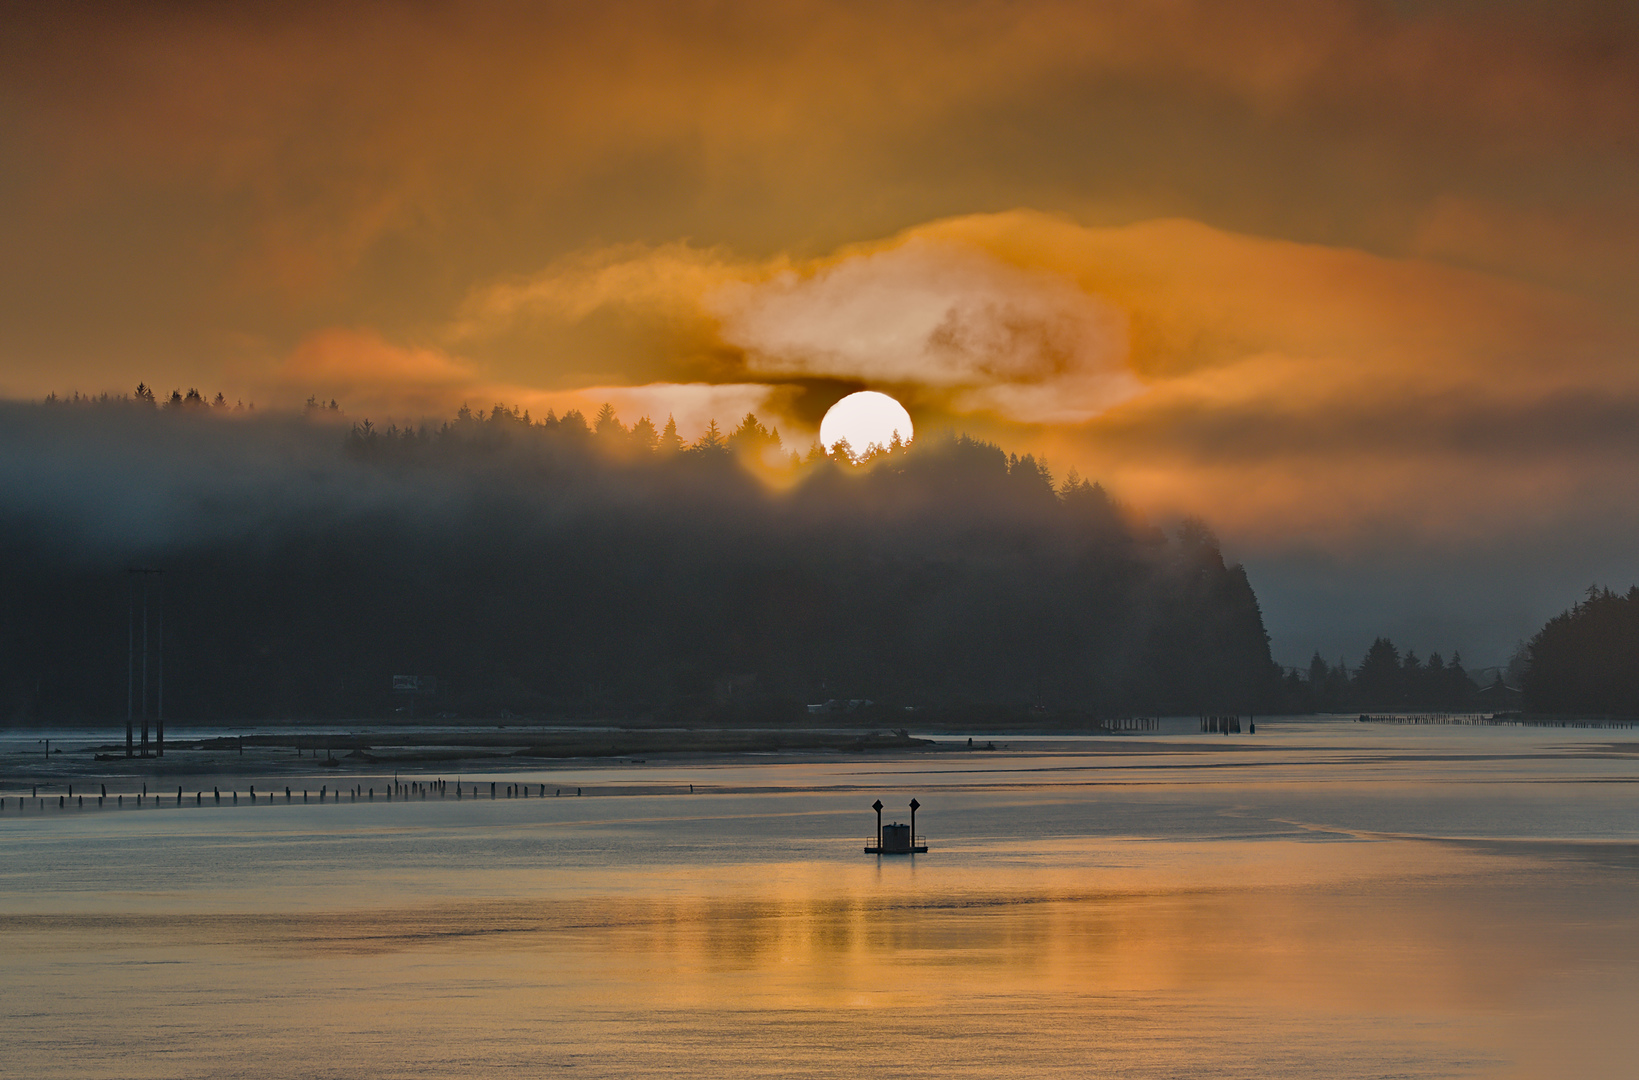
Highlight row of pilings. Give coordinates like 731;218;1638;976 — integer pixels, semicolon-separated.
0;778;602;811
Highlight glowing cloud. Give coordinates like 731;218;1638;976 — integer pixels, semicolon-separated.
710;239;1141;423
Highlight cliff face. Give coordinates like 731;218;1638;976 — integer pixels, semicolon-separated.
0;406;1278;722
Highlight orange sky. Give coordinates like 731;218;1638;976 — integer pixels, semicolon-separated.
4;0;1637;661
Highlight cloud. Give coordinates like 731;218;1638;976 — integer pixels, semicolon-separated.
708;239;1141;423
270;329;483;418
453;230;1152;426
452;243;766;334
266;326;779;442
478;208;1638;546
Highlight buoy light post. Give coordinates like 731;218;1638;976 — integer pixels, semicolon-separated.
909;798;919;847
872;799;883;850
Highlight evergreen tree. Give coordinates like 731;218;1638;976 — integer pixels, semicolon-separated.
559;409;590;437
1354;637;1402;710
594;403;625;440
1308;652;1329;695
694;419;727;454
658;415;684;454
729;412;779;456
630;415;659;453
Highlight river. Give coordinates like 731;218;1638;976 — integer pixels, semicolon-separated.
2;717;1636;1078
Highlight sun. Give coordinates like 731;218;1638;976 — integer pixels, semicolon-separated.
819;391;913;460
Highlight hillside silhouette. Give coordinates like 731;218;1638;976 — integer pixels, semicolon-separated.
0;392;1281;725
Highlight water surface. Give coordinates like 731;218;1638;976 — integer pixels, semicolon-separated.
3;717;1637;1078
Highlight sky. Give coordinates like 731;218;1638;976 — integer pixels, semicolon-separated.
3;0;1638;668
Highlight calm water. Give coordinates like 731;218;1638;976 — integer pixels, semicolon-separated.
3;718;1638;1078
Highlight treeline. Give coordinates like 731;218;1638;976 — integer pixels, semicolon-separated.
348;400;893;466
1280;640;1480;713
0;394;1282;726
45;383;260;412
1522;586;1639;716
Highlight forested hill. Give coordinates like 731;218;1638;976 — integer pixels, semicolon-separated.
0;398;1280;724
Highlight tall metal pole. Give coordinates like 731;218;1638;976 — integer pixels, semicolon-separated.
126;575;134;758
155;571;163;757
140;574;149;757
872;799;882;850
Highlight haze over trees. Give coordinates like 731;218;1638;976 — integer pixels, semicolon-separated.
0;393;1281;725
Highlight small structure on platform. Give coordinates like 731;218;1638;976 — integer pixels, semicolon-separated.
865;798;928;854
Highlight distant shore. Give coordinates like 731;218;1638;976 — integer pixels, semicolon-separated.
0;725;947;786
0;721;1263;789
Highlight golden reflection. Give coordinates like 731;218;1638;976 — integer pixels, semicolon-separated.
3;836;1637;1077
